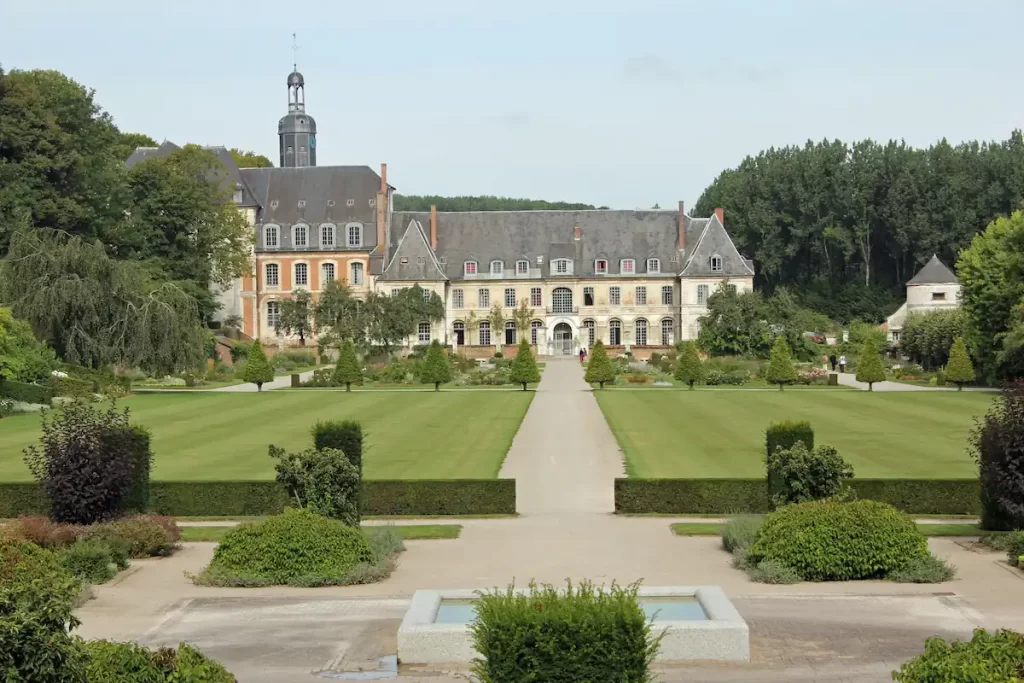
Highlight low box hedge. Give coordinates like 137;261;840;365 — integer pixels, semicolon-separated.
0;479;516;518
0;379;52;405
614;478;981;516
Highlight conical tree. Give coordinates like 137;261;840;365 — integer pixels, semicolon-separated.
855;339;886;391
584;340;618;389
765;336;798;391
332;339;362;392
242;339;274;391
674;340;704;390
509;338;541;390
419;339;452;391
945;336;975;391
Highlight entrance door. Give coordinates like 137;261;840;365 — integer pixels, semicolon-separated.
454;322;465;346
553;322;574;355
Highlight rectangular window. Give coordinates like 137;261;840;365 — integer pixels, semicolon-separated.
554;260;568;274
453;289;464;308
583;286;594;306
661;285;673;305
322;263;335;283
491;261;504;276
293;225;307;247
932;292;946;301
418;321;431;344
636;286;647;305
465;261;477;275
347;224;361;248
621;259;635;274
595;259;607;274
479;323;491;346
697;284;709;305
661;319;673;346
264;226;278;248
422;289;432;303
530;287;542;307
321;225;336;247
350;261;364;285
516;260;529;275
504;288;516;307
647;258;660;273
265;263;279;287
609;286;621;305
478;289;489;308
267;301;280;328
294;263;308;287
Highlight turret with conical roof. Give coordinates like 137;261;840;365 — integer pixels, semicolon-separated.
278;65;317;167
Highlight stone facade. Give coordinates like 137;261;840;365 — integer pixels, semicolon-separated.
885;255;961;345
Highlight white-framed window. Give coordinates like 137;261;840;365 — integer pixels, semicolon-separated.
710;255;723;272
530;287;542;307
609;286;621;305
621;259;635;274
516;260;530;275
418;321;431;343
454;321;465;344
464;261;478;276
583;286;594;306
490;260;504;276
551;287;573;314
530;320;543;345
294;263;308;287
422;288;432;303
697;284;710;305
265;263;279;287
320;224;336;247
636;286;647;305
647;258;660;274
505;320;516;345
264;225;279;248
504;288;516;307
267;300;280;329
662;285;673;305
661;318;673;346
322;262;335;283
478;289;489;307
553;259;570;274
595;259;608;274
346;222;363;248
479;321;491;346
453;289;464;308
635;318;648;346
582;319;596;346
609;319;622;345
350;261;364;285
293;224;307;248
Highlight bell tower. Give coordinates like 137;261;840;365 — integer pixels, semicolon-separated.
278;34;317;167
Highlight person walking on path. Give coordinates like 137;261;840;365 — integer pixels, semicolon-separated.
829;354;838;371
839;354;847;373
579;348;586;363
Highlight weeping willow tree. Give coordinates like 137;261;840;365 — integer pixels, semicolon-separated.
1;227;205;374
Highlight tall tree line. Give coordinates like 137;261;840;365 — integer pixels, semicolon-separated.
694;133;1024;321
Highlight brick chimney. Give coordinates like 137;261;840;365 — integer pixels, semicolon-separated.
677;201;686;251
573;224;581;241
430;204;437;250
376;163;387;253
714;207;724;225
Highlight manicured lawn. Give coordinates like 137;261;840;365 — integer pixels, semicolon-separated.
180;523;462;542
595;391;993;479
0;392;533;482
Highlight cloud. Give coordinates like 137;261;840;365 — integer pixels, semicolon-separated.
622;54;777;85
486;112;532;127
622;54;685;84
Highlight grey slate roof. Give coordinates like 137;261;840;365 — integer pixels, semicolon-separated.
125;141;180;169
381;219;447;281
124;142;258;206
391;209;753;281
907;255;958;285
680;214;756;277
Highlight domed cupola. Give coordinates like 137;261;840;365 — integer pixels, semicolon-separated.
278;67;317;167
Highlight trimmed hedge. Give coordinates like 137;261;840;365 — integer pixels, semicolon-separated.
0;379;52;405
614;478;981;516
0;479;516;517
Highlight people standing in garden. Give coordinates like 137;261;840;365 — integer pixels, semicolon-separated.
839;354;847;373
579;347;586;363
829;354;838;371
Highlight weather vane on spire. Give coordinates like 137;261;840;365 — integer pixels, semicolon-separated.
291;32;300;71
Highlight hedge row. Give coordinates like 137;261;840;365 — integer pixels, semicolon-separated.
614;478;981;515
0;379;52;405
0;479;516;518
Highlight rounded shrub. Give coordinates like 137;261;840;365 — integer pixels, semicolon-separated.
205;508;374;584
746;499;928;581
59;539;117;584
84;640;236;682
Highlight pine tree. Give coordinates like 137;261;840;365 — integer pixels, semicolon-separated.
674;340;704;390
765;336;798;391
419;340;452;391
242;339;274;391
945;336;976;391
332;339;362;392
584;340;618;389
855;339;886;391
509;338;541;390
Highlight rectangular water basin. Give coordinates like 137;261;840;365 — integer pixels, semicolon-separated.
398;585;748;664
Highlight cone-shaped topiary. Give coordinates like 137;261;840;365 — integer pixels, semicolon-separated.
945;336;975;391
242;339;274;391
674;340;704;389
419;339;452;391
855;339;886;391
765;337;797;391
584;340;618;389
333;339;362;392
509;338;541;390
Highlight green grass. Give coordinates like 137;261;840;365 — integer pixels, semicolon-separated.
0;392;533;482
669;521;991;537
180;523;462;543
595;391;993;479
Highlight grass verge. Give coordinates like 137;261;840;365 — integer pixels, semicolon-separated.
181;523;462;543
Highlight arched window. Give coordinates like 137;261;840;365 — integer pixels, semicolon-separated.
505;320;517;345
418;321;431;344
350;261;364;285
490;260;504;276
552;258;571;275
345;222;363;248
661;318;674;346
609;319;622;345
294;263;308;287
710;255;723;272
516;260;530;275
321;223;336;248
551;287;573;314
292;224;307;248
322;262;335;283
264;225;279;248
582;319;596;346
635;318;648;346
530;320;543;346
478;321;491;346
267;300;280;329
464;261;478;276
265;263;280;287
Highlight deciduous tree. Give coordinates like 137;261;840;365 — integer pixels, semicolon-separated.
674;340;704;389
584;340;617;389
242;339;274;391
229;148;273;168
276;289;313;346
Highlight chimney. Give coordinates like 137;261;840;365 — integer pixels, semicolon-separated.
376;162;388;253
573;224;581;241
714;207;724;225
430;204;437;250
380;163;388;193
677;201;686;252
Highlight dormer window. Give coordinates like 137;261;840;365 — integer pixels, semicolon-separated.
321;223;336;248
647;258;660;274
292;224;307;248
710;255;723;273
490;260;504;276
345;222;363;248
516;260;530;275
620;259;635;274
595;259;608;275
264;225;279;248
464;261;478;276
553;258;571;275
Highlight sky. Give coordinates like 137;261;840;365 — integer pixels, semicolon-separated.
3;0;1023;209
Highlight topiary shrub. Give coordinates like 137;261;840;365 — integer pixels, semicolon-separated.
470;580;661;683
892;629;1024;683
765;337;797;390
584;341;618;389
765;442;854;507
241;339;274;391
419;340;453;391
972;381;1024;531
269;446;361;525
311;420;363;472
332;340;362;392
746;499;929;581
195;508;375;585
673;340;704;390
509;338;541;390
84;640;236;682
